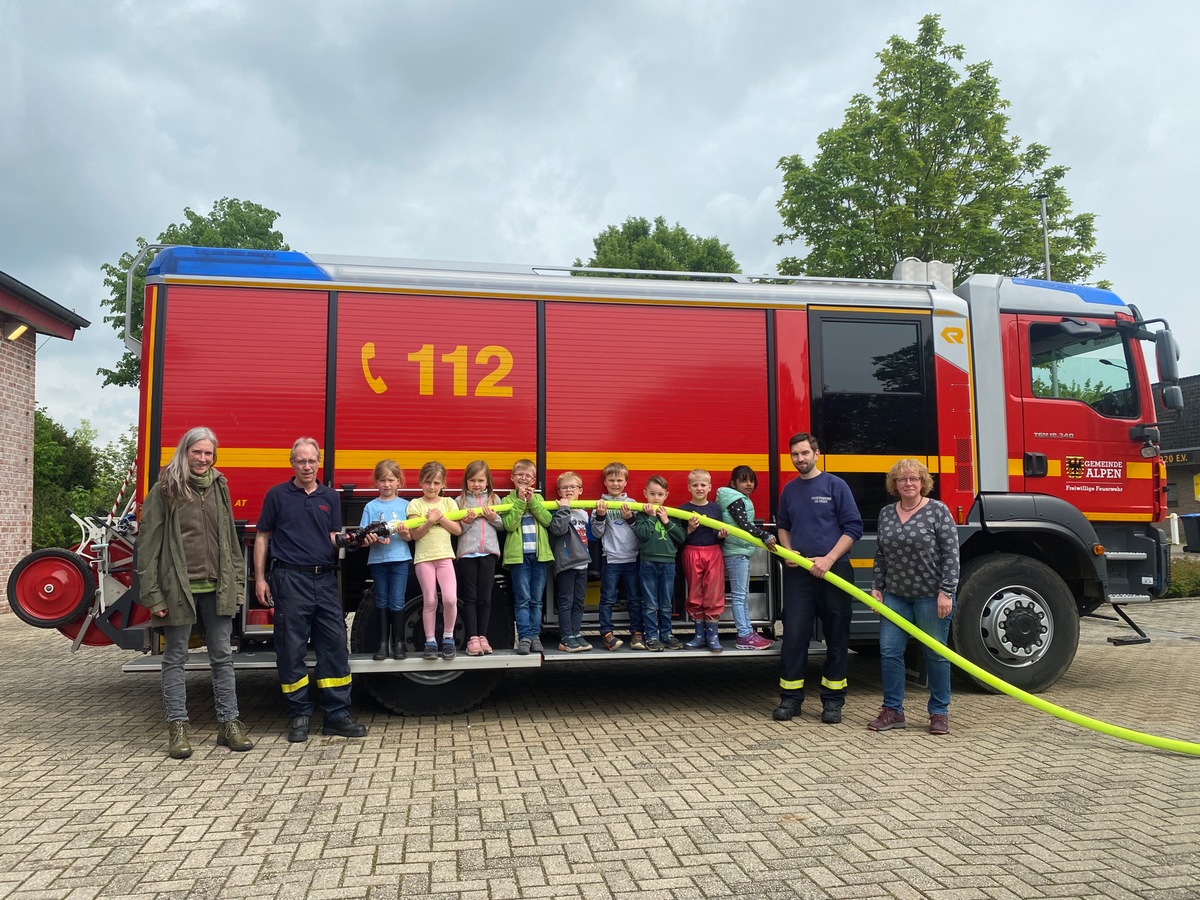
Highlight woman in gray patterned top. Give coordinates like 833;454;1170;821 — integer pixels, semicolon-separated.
867;458;960;736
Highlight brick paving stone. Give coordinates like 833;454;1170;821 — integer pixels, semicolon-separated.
2;601;1200;898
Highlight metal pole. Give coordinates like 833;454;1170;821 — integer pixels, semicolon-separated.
1037;192;1051;281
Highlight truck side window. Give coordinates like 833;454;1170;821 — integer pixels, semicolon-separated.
1029;324;1137;419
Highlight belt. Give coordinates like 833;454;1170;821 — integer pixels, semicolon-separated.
272;561;337;575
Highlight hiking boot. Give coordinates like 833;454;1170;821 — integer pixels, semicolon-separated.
820;702;843;725
735;632;774;650
929;713;949;735
630;632;646;651
772;697;801;722
287;716;310;743
530;636;544;654
516;638;533;655
423;640;439;660
867;707;907;732
321;716;367;738
602;631;623;651
644;638;665;652
662;635;684;650
167;721;193;760
217;719;254;751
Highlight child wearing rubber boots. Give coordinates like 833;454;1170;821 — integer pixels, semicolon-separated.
678;468;728;652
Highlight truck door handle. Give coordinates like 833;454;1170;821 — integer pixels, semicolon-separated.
1024;452;1048;477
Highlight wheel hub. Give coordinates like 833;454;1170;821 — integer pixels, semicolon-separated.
978;587;1055;667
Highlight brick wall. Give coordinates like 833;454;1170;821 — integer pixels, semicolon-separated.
0;330;36;613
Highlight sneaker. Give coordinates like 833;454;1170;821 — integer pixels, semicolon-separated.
929;713;949;735
576;636;593;652
644;638;665;652
167;721;193;760
772;698;801;722
530;636;543;654
558;637;582;652
466;636;484;657
662;635;684;650
423;641;439;661
216;719;254;751
602;632;623;651
735;633;774;650
630;632;647;651
440;639;456;660
867;707;907;732
516;638;532;655
479;636;494;654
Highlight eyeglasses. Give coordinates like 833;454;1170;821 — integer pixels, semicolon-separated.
896;476;922;484
293;459;319;468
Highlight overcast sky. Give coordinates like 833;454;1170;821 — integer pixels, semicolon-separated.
4;0;1198;447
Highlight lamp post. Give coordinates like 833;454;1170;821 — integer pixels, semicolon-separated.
1036;191;1051;281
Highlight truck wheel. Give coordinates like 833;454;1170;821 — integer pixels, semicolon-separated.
349;592;502;716
7;549;95;628
952;553;1079;693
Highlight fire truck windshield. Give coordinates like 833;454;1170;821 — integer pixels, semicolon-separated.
1030;324;1137;418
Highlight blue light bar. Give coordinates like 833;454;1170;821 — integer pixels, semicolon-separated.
1011;277;1124;307
146;247;332;281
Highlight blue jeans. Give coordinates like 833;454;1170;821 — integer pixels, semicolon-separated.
879;591;954;716
599;559;641;635
369;561;410;611
725;554;752;637
509;552;547;640
639;560;675;641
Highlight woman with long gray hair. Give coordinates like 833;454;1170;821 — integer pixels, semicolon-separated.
135;427;252;759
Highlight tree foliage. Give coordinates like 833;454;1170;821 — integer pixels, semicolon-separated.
574;216;741;276
775;14;1104;284
33;409;138;550
98;198;289;387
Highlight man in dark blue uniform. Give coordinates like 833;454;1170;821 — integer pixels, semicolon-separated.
774;432;863;725
253;437;367;743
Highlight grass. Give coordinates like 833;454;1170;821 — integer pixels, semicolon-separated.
1165;556;1200;599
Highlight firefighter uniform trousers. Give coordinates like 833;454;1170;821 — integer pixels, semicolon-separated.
271;567;353;721
779;557;854;706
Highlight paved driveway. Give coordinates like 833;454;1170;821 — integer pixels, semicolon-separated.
0;601;1197;899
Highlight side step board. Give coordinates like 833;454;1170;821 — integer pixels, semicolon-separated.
122;643;785;674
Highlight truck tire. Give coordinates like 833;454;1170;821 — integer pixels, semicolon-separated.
7;549;95;628
952;553;1079;693
349;592;502;716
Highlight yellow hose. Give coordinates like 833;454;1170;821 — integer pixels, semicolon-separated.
383;498;1200;755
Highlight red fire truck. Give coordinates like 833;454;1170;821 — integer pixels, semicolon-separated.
7;246;1183;715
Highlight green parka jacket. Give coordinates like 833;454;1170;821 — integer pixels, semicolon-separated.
134;468;246;626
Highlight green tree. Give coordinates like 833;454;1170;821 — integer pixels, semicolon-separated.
574;216;741;276
32;411;138;550
98;198;289;387
775;14;1104;284
32;409;98;550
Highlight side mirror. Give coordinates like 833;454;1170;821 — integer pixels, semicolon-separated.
1156;330;1180;382
1161;384;1184;411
